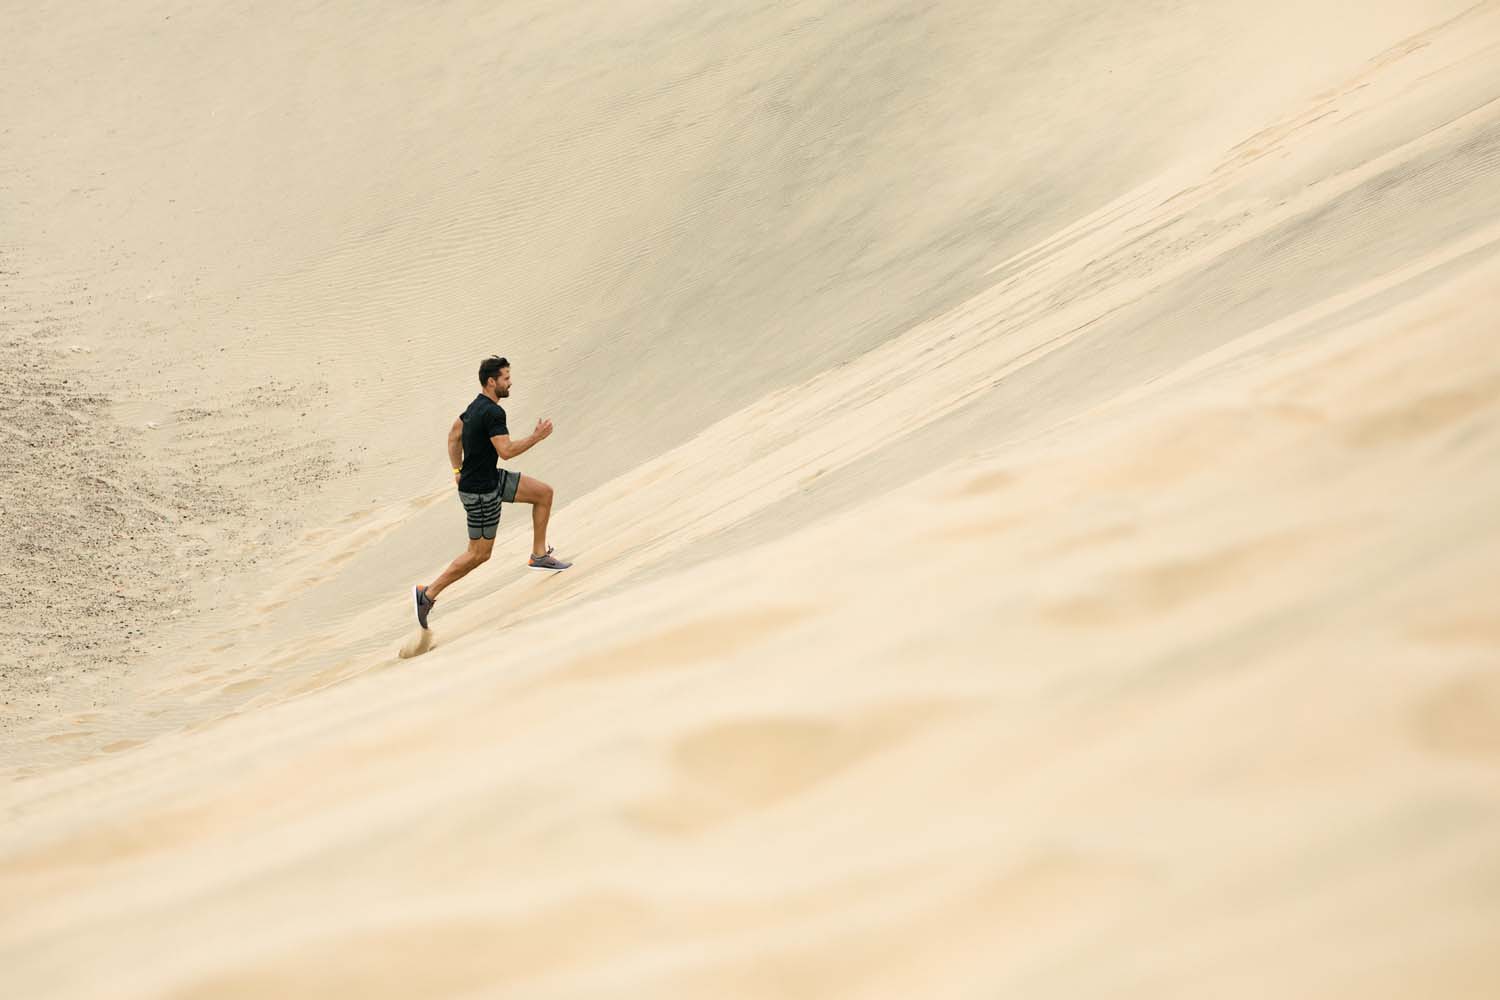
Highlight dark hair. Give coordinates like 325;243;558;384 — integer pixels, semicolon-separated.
478;355;509;386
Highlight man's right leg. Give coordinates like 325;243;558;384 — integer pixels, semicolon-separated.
425;537;494;600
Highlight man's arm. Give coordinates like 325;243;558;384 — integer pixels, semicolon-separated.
492;418;553;461
447;418;464;480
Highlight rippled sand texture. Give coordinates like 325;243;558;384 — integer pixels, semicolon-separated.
3;1;1500;998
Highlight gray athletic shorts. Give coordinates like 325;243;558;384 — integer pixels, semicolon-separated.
458;470;522;539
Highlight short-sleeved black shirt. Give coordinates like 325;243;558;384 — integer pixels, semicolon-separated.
458;393;509;493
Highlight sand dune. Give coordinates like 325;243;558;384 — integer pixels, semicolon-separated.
3;1;1500;997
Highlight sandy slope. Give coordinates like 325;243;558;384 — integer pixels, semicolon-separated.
3;1;1500;997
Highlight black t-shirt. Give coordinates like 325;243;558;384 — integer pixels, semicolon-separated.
458;393;509;493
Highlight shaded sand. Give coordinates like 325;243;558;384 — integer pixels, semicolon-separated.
4;1;1500;998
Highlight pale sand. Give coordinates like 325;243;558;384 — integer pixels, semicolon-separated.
3;1;1500;996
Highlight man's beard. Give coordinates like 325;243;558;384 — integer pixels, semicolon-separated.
499;388;510;397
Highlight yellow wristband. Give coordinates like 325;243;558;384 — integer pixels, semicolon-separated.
452;468;461;474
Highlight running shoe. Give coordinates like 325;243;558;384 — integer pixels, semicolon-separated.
528;546;572;571
414;585;435;629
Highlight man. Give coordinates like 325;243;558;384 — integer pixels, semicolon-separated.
414;355;570;629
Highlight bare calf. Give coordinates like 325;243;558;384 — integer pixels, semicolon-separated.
425;537;494;600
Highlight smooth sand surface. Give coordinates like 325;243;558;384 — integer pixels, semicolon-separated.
3;1;1499;996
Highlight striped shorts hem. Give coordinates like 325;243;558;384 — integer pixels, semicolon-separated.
458;470;521;540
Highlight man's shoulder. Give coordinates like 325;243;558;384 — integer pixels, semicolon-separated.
461;394;500;419
464;396;506;430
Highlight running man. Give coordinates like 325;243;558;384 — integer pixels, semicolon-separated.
414;355;570;629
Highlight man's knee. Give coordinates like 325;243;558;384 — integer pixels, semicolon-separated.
471;540;494;563
519;477;554;505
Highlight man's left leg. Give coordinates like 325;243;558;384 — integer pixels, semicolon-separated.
512;475;554;558
513;475;571;570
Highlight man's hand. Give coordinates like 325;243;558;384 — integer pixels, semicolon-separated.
534;418;554;441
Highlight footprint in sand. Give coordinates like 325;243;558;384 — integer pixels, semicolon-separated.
949;469;1013;499
556;606;814;683
1041;530;1313;626
1414;672;1500;763
1343;372;1500;449
625;703;957;834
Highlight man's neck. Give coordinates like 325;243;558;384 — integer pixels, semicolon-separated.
483;387;501;403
